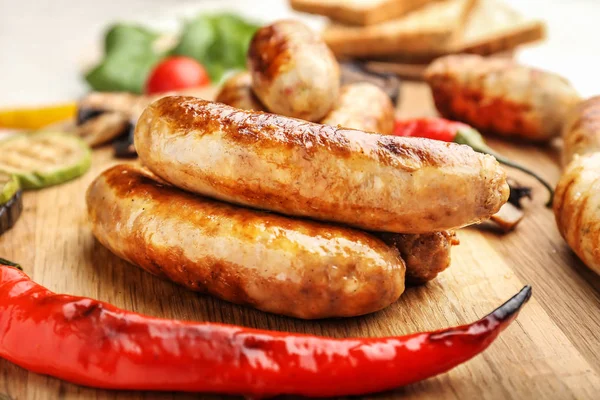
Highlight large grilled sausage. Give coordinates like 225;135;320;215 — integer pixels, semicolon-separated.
248;20;340;121
86;164;406;319
135;96;509;234
425;55;581;142
554;97;600;275
214;71;266;112
321;82;395;135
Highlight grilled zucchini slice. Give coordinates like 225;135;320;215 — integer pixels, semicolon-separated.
0;132;91;189
0;172;23;235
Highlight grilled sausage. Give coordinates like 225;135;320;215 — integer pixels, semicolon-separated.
561;96;600;166
248;20;340;121
554;97;600;275
321;83;395;135
425;55;581;142
377;231;458;284
86;164;406;319
135;96;509;234
215;71;266;111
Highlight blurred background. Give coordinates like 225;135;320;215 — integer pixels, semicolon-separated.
1;0;599;107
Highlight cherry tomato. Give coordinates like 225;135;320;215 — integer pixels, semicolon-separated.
145;56;210;94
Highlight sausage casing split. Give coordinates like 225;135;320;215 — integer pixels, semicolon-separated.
215;71;266;112
425;55;581;142
248;20;340;121
86;165;406;319
135;96;509;234
321;82;395;135
377;231;459;285
554;97;600;275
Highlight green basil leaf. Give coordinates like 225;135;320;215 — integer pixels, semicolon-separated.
170;16;215;63
85;24;161;93
172;13;259;82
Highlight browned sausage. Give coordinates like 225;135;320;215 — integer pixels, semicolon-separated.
554;96;600;275
561;96;600;166
215;71;266;111
135;96;509;234
86;164;406;319
425;54;581;142
321;82;395;135
248;20;340;121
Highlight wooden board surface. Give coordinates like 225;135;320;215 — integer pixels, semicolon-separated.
1;82;600;399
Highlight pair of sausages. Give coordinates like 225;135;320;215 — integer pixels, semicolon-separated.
215;20;395;135
87;95;507;318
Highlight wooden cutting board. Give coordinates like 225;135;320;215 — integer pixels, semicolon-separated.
1;82;599;399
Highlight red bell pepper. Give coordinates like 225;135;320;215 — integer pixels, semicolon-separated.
394;117;554;206
0;262;531;397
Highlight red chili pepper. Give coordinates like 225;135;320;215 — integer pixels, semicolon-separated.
394;117;554;206
0;263;531;397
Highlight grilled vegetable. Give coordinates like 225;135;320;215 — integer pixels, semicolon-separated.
76;112;130;147
0;172;19;205
0;172;23;235
113;124;137;158
0;132;91;190
0;103;77;130
0;262;531;397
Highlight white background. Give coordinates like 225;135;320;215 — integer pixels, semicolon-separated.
1;0;599;107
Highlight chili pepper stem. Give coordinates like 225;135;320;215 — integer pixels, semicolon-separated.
455;128;554;207
0;258;22;270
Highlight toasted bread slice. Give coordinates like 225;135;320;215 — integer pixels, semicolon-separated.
289;0;435;26
363;0;545;79
322;0;477;58
448;0;545;56
369;0;545;61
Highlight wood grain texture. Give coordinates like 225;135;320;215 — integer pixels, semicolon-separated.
1;82;599;399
